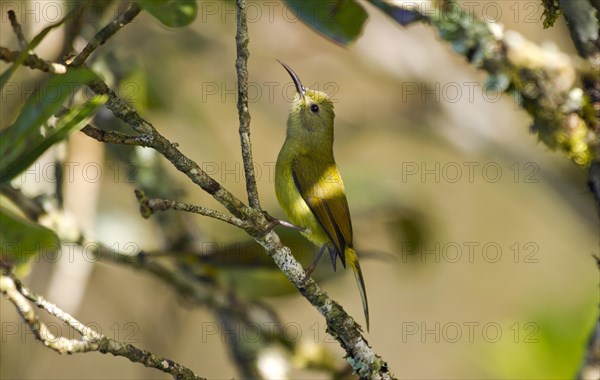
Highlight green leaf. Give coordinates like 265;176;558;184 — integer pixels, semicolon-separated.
284;0;368;45
0;7;78;91
0;203;59;270
139;0;197;28
1;69;106;184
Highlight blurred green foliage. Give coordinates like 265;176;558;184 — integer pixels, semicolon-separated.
1;69;105;184
138;0;198;28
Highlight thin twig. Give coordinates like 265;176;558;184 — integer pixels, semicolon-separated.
134;189;250;229
235;0;261;210
81;124;153;146
81;98;249;218
8;10;28;50
0;185;46;220
0;271;205;380
70;3;141;67
0;47;67;74
18;282;102;340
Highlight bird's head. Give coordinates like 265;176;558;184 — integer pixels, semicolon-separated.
279;61;335;144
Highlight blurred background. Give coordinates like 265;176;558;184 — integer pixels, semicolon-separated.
1;0;598;379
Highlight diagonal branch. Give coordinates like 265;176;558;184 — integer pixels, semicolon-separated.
255;231;393;379
79;77;252;219
70;3;141;67
0;270;205;380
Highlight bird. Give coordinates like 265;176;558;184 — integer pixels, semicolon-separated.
274;60;369;330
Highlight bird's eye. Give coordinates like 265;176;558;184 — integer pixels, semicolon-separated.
310;104;319;113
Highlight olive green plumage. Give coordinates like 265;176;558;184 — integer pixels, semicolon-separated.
275;61;369;330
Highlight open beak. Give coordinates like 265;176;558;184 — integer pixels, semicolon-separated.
277;60;305;96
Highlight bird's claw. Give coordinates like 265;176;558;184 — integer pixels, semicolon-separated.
262;211;306;233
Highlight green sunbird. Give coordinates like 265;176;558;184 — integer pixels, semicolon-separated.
275;61;369;330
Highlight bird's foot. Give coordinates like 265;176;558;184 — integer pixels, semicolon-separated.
262;211;305;233
302;244;328;283
302;260;318;284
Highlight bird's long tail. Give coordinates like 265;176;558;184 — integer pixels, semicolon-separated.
346;248;369;331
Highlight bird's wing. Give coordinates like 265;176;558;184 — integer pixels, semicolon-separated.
291;157;353;267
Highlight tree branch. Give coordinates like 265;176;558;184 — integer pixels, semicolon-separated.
133;189;251;229
8;10;28;50
0;270;205;380
0;47;67;74
557;0;600;209
559;0;600;62
258;233;393;379
80;124;152;146
368;0;598;167
70;3;141;67
236;0;261;210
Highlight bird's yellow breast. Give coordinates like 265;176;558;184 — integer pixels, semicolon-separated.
275;152;331;247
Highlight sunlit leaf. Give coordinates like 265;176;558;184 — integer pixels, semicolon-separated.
139;0;197;28
0;203;59;270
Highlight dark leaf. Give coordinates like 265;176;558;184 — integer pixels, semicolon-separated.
372;1;424;26
284;0;368;45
